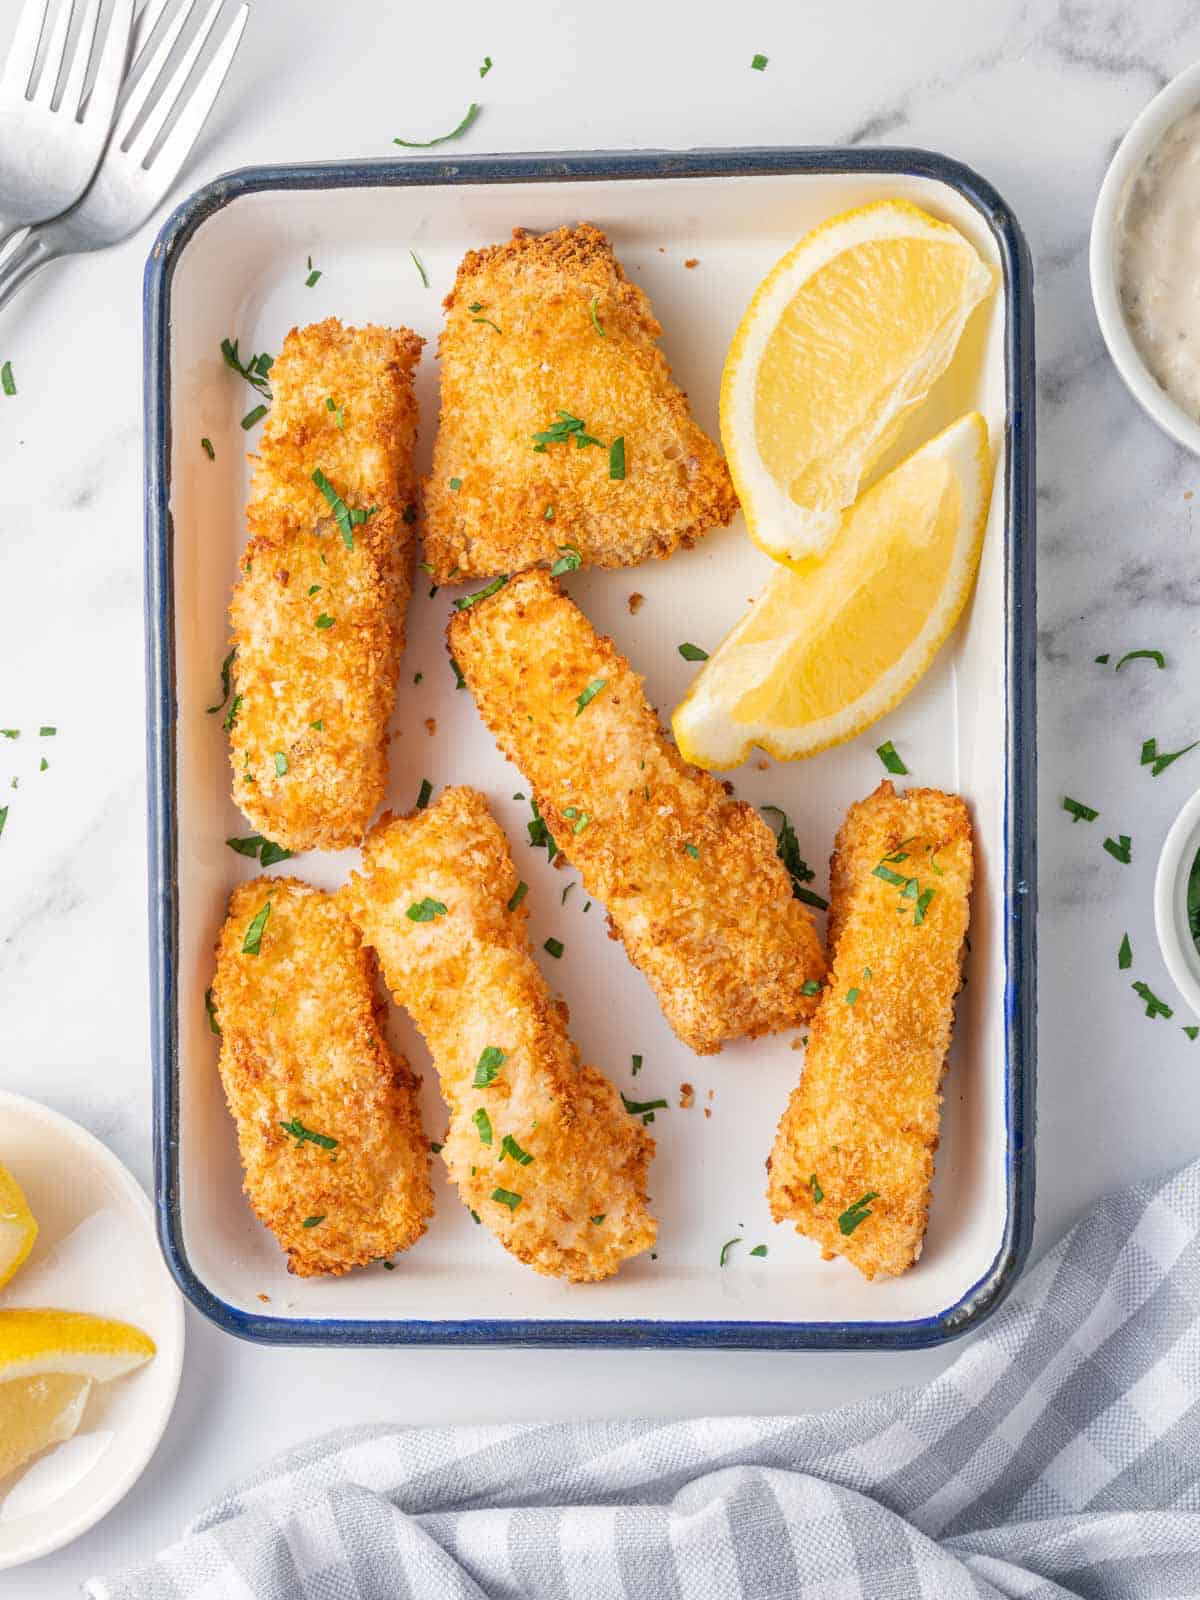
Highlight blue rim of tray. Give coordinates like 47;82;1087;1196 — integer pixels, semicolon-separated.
145;146;1037;1349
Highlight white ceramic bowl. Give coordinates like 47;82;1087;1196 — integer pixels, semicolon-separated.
1090;58;1200;454
0;1091;184;1570
1155;789;1200;1020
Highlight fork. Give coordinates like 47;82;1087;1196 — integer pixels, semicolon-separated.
0;0;134;228
0;0;248;314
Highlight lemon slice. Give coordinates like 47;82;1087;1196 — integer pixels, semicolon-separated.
0;1309;156;1384
721;199;994;566
0;1161;37;1289
672;413;992;769
0;1373;92;1481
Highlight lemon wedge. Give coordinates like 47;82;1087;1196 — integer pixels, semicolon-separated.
0;1309;156;1384
0;1161;38;1289
721;199;993;566
0;1373;93;1481
672;413;992;768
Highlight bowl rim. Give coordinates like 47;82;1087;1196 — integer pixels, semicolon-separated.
1154;789;1200;1020
0;1090;185;1570
1090;57;1200;457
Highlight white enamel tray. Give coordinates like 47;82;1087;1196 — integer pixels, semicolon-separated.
145;149;1036;1348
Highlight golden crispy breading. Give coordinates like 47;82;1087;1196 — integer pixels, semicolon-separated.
449;571;826;1054
210;877;433;1276
341;787;656;1282
766;782;972;1280
421;224;737;580
228;318;423;851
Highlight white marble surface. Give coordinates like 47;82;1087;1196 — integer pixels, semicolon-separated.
4;0;1200;1589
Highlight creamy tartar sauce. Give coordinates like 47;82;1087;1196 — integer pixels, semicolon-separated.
1118;104;1200;418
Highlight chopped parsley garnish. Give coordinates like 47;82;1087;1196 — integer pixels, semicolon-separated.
274;751;288;775
609;437;626;480
527;797;558;860
749;1244;768;1258
1186;1026;1199;1041
308;584;321;596
473;1107;493;1146
223;692;243;732
1063;796;1098;822
544;504;555;521
410;250;429;288
1103;834;1132;864
507;881;529;912
226;835;293;866
470;1209;481;1225
500;1134;533;1166
241;403;268;430
312;467;377;550
221;338;273;399
631;1054;643;1075
913;887;935;925
1140;736;1200;777
846;987;860;1005
550;544;582;576
719;1237;742;1266
206;648;236;714
563;806;591;834
533;410;603;452
622;1093;668;1116
406;897;448;922
544;936;564;958
431;1141;444;1154
279;1117;337;1151
450;477;462;491
762;804;828;909
491;1186;522;1212
201;436;215;460
315;613;334;630
838;1193;878;1235
310;719;324;730
479;55;493;77
0;805;7;838
242;900;272;954
678;642;708;661
801;979;822;996
416;778;433;810
0;729;17;739
751;52;768;70
325;396;344;429
453;575;509;610
876;740;909;775
809;1173;824;1204
302;1214;325;1228
393;102;480;147
1118;933;1132;970
1095;653;1110;664
684;843;699;859
305;255;321;287
1115;649;1166;671
574;677;608;716
474;1046;506;1086
204;987;220;1035
589;295;606;337
590;1214;606;1225
450;657;466;689
472;313;503;333
1;361;15;396
1132;980;1173;1019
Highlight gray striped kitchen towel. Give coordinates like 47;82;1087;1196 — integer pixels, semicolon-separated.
89;1160;1200;1599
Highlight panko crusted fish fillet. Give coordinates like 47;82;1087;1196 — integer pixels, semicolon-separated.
227;318;423;851
421;224;737;580
767;782;973;1280
342;787;657;1282
210;877;433;1276
449;571;826;1054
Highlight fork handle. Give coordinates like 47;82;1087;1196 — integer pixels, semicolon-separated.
0;230;59;315
0;223;24;257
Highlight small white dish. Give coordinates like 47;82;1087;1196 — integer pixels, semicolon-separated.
1091;58;1200;454
1154;789;1200;1019
0;1091;184;1571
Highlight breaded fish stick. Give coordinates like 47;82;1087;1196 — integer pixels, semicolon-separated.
210;877;433;1275
422;224;737;581
228;318;423;851
449;571;826;1054
342;787;656;1282
767;782;972;1279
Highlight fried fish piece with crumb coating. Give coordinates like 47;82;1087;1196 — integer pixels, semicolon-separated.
211;877;433;1276
227;317;423;851
421;224;737;581
449;570;826;1055
767;781;972;1280
342;786;657;1282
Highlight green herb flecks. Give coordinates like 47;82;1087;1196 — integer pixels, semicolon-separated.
838;1192;878;1236
684;842;700;859
1119;933;1133;970
305;255;321;287
1141;737;1200;777
491;1186;522;1211
315;613;334;630
273;751;288;776
473;1107;493;1146
1;361;15;396
242;900;272;955
410;250;429;288
527;797;558;861
416;778;433;811
810;1173;824;1205
751;52;768;70
563;806;591;835
574;677;607;715
479;55;493;77
719;1237;742;1266
550;544;582;576
223;693;243;732
1185;1026;1199;1041
533;410;603;452
544;936;564;959
240;403;268;431
1063;796;1098;823
302;1214;325;1228
279;1117;337;1151
1104;834;1132;864
312;467;377;550
221;338;274;402
609;437;626;480
622;1093;668;1118
631;1054;643;1076
201;436;215;460
204;987;220;1035
801;979;822;996
394;102;480;147
762;804;829;910
500;1133;533;1166
678;642;708;661
206;649;236;715
1115;649;1166;672
876;740;908;775
474;1046;506;1087
453;575;509;611
1132;980;1173;1019
406;897;448;923
507;881;529;912
750;1244;768;1257
226;834;293;866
